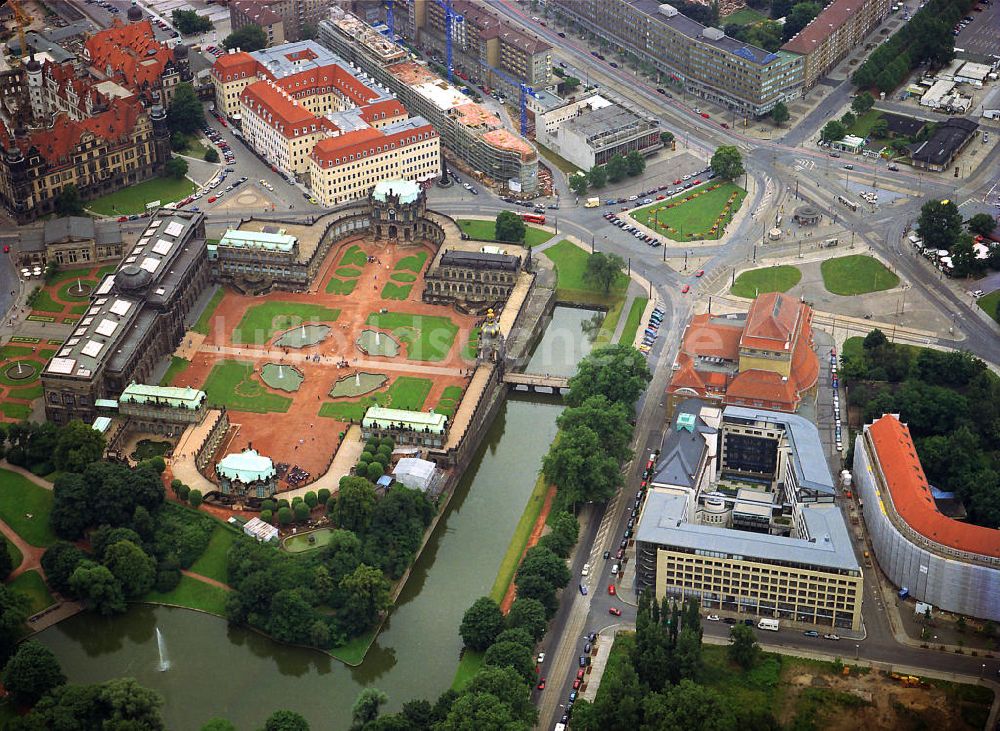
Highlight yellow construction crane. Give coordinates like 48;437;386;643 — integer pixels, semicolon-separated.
5;0;32;64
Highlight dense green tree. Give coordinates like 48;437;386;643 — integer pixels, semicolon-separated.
201;720;237;731
166;83;204;135
950;233;984;278
1;641;66;706
516;546;571;590
494;210;527;243
660;130;675;146
558;395;633;462
103;539;156;598
482;640;536;682
69;562;125;616
561;76;581;91
277;507;293;526
782;2;821;41
464;665;538;727
840;111;856;128
460;596;505;651
625;150;646;177
92;526;143;562
437;692;526;731
710;145;744;180
852;91;875;115
588;164;607;188
40;542;87;596
542;423;622;505
339;563;391;634
770;101;790;126
166;157;189;180
728;623;760;669
566;344;651;408
362;486;433;579
317;488;332;505
262;709;310;731
0;542;12;583
583;251;625;294
570;172;589;196
266;589;314;644
820;120;847;143
293;501;310;522
493;627;534;650
606;154;628;183
643;680;737;731
51;420;105;473
506;597;548;641
54;184;84;216
331;476;377;533
351;687;387;729
968;213;996;237
172;9;213;34
512;574;558;617
223;23;268;52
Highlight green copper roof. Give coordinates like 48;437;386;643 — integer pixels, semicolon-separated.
217;449;276;483
220;229;296;252
120;383;205;410
363;406;447;433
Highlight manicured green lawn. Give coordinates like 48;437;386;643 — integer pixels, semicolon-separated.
821;255;899;295
0;403;31;420
335;266;362;278
631;182;746;241
452;650;485;691
329;628;377;666
28;288;64;313
7;385;43;400
724;7;766;24
145;574;228;617
435;385;464;417
0;361;40;387
365;311;458;362
395;251;429;273
57;280;97;302
456;219;551;247
543;239;628;303
179;136;209;159
160;356;190;386
326;278;358;295
0;345;35;358
391;272;417;283
731;265;803;298
0;470;55;547
4;537;22;571
463;327;481;360
977;290;1000;324
8;570;54;615
187;526;238;584
88;175;196;216
339;244;368;268
202;361;292;414
48;265;116;285
191;286;224;335
848;109;883;139
380;283;413;300
320;376;432;421
593;298;625;347
618;297;649;345
232;302;340;344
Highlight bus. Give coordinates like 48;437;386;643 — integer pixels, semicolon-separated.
520;213;545;224
836;195;858;211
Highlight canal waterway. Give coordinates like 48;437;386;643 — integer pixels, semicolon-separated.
35;302;603;728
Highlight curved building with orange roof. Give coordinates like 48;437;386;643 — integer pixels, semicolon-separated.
854;414;1000;621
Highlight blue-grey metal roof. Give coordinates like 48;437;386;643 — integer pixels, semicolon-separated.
635;489;860;572
723;405;835;496
651;398;716;489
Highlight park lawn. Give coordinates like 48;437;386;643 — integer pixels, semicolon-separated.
0;470;56;547
88;175;196;216
381;283;413;300
395;251;429;274
731;265;803;298
0;362;40;387
435;385;464;417
390;271;417;283
543;239;628;303
630;182;745;241
724;7;767;24
179;135;209;159
325;278;358;296
618;297;649;345
821;255;899;295
977;290;1000;324
7;384;43;400
340;244;368;268
145;574;228;617
365;311;458;362
4;537;22;571
191;286;224;335
202;360;292;414
335;266;362;278
187;526;239;584
29;288;64;313
848;109;883;139
329;628;377;666
8;570;54;615
231;302;341;344
452;650;485;691
0;403;32;420
463;326;481;360
320;376;433;421
160;356;190;386
68;304;89;315
456;219;551;248
0;345;35;358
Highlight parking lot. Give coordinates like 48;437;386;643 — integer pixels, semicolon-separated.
955;0;1000;59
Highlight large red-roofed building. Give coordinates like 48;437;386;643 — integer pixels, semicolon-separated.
855;414;1000;621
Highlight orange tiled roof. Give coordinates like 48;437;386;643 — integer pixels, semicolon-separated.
868;414;1000;559
726;370;798;409
668;356;707;394
310;123;437;167
682;313;742;360
360;99;408;124
240;80;329;135
741;291;803;351
85;19;174;95
212;51;258;80
42;60;111;118
25;97;145;166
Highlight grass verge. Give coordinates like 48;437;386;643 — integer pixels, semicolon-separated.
731;265;802;298
0;470;56;547
977;289;1000;324
618;297;649;345
145;574;228;617
543;239;628;303
8;570;54;614
821;255;899;295
88;175;196;216
160;356;190;386
191;286;224;335
187;526;239;584
456;219;551;248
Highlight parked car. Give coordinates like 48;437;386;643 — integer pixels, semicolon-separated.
803;630;820;637
824;634;841;641
706;614;720;621
536;677;546;690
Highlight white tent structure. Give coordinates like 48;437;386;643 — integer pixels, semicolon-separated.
392;458;437;492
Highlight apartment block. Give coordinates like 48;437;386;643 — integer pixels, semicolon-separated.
782;0;892;89
229;0;329;44
550;0;803;116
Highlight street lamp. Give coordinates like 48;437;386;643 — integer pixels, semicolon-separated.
855;644;860;660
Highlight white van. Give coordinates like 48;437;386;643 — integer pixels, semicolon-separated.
611;563;620;575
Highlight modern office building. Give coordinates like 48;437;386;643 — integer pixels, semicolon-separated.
782;0;892;89
636;403;862;630
549;0;803;116
667;292;819;415
318;8;539;193
535;94;662;169
854;414;1000;621
386;0;553;96
41;211;211;425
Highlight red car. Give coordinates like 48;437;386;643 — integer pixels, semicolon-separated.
700;112;710;118
2;244;9;253
608;584;616;596
576;669;585;680
572;678;581;690
695;269;704;277
693;179;701;185
208;196;218;203
117;216;128;222
219;119;227;127
609;607;622;616
656;195;665;200
681;284;690;294
536;677;546;690
674;178;682;185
